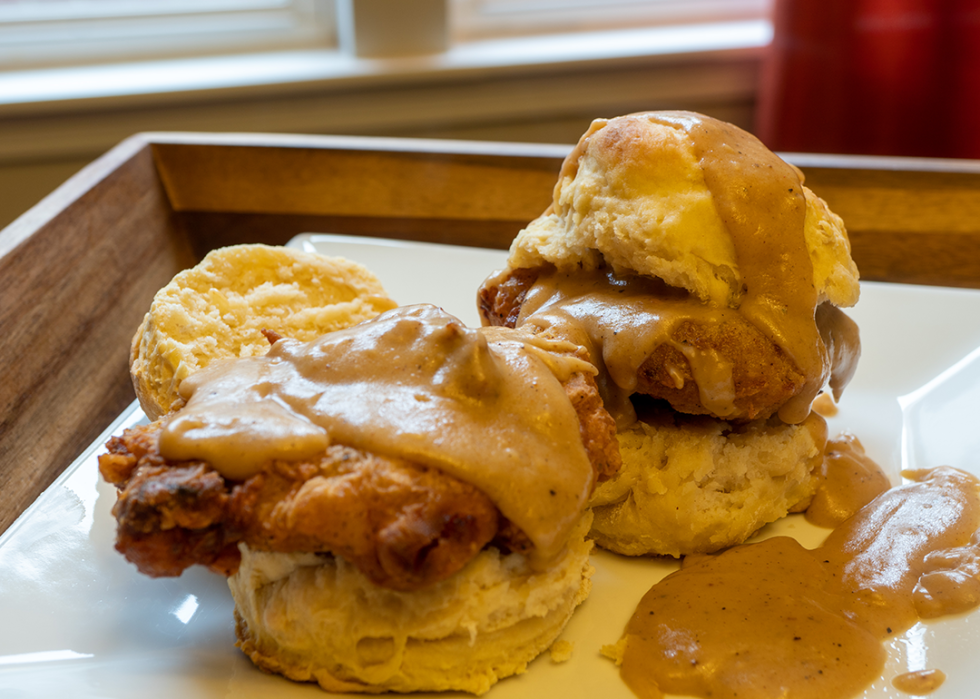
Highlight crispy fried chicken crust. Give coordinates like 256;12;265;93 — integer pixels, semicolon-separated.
635;319;805;421
100;367;619;591
231;447;501;590
479;267;539;328
101;425;501;591
479;267;807;422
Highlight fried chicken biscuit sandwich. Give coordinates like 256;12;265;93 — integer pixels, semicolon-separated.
478;111;861;557
100;246;620;694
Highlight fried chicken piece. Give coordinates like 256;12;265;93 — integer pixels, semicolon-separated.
116;521;242;578
101;427;242;576
100;427;500;591
564;371;621;480
635;318;805;421
479;267;540;327
230;446;500;591
100;362;619;590
478;267;808;422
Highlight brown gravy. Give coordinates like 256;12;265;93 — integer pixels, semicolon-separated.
158;304;597;562
517;267;740;427
516;266;859;429
811;392;839;417
805;433;891;528
612;467;980;699
674;112;821;425
892;669;946;695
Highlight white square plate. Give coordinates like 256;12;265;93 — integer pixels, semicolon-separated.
2;233;980;698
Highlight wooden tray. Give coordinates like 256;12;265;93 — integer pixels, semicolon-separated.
2;131;979;536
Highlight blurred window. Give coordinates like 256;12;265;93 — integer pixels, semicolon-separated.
453;0;770;39
0;0;335;69
0;0;770;69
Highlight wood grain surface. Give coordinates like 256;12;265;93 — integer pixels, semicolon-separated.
1;132;978;535
0;135;197;535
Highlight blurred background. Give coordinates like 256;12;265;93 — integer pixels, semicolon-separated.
1;0;977;230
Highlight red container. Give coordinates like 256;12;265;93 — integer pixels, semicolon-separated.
756;0;980;158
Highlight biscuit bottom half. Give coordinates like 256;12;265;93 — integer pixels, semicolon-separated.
229;513;594;695
590;412;826;558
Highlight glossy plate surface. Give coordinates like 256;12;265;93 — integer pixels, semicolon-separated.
2;233;980;698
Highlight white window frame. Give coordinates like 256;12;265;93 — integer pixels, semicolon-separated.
0;0;773;72
0;0;337;70
451;0;771;41
0;0;772;114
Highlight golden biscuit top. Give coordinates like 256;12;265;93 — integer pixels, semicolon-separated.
131;244;397;420
507;112;860;309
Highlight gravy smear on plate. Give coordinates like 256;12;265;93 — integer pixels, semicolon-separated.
609;464;980;698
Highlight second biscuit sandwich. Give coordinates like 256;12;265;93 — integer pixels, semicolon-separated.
478;111;861;557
